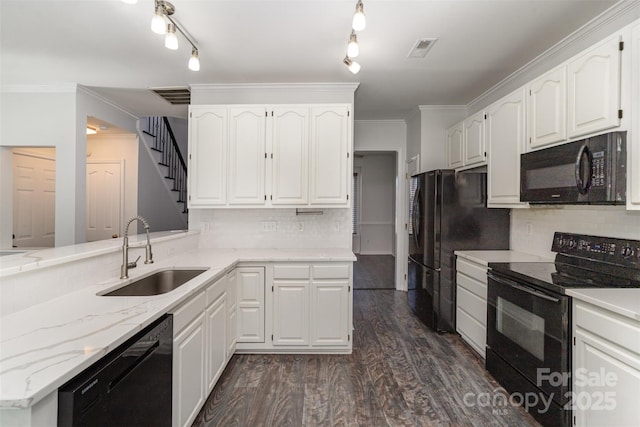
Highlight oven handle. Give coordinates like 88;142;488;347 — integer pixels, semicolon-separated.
488;272;560;303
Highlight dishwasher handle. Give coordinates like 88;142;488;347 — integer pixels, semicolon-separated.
108;339;160;393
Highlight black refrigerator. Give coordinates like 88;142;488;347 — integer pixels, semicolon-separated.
408;169;510;332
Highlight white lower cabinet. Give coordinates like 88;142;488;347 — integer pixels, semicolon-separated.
236;266;265;343
171;292;207;427
272;281;310;346
226;270;238;355
455;257;489;358
205;277;227;394
311;280;350;346
573;299;640;427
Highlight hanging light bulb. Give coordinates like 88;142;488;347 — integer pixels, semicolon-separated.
347;31;359;58
352;1;366;31
165;23;179;50
188;48;200;71
343;56;361;74
151;5;166;34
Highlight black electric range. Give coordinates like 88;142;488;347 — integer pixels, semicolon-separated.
485;232;640;427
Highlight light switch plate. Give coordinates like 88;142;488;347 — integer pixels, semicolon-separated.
262;221;277;232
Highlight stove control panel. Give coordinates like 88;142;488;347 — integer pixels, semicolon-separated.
552;232;640;269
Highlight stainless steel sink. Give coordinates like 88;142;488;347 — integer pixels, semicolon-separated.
101;268;208;296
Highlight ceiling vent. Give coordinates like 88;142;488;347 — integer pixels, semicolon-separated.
407;38;437;59
151;87;191;105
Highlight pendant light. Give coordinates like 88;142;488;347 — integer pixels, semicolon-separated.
352;1;366;31
165;23;179;50
343;57;361;74
188;49;200;71
151;5;167;34
347;31;359;58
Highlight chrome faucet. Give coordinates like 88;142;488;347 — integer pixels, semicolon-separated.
121;216;154;279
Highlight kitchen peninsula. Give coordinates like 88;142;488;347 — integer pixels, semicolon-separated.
0;231;355;426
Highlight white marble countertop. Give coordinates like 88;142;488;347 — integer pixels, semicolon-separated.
0;247;355;409
455;250;552;266
567;288;640;322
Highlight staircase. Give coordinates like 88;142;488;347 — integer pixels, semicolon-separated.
140;116;189;219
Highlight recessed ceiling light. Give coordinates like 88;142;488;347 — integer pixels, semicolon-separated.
407;38;438;59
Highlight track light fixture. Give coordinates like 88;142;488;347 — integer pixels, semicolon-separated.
123;0;201;71
352;1;366;31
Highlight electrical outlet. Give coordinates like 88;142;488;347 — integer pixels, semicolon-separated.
202;222;210;233
297;222;305;232
262;221;277;232
526;222;533;236
333;221;341;232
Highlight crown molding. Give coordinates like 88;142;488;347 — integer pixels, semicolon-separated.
418;105;466;111
190;82;360;93
467;0;640;113
1;83;77;93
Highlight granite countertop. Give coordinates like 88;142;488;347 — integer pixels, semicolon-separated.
455;250;552;266
566;288;640;322
0;247;355;409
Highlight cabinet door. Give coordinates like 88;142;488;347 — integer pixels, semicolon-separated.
447;122;464;168
205;294;227;394
188;107;228;206
528;66;567;150
272;281;310;346
226;271;237;356
568;34;621;139
629;22;640;209
228;107;267;205
309;106;351;205
271;107;309;205
173;313;206;427
311;280;350;346
236;267;265;343
486;88;527;206
463;112;486;166
574;329;640;426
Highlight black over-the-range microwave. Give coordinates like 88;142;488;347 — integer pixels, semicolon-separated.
520;131;626;204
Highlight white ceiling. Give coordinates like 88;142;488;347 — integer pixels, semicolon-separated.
0;0;619;120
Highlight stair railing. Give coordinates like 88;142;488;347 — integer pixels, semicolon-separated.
143;117;188;213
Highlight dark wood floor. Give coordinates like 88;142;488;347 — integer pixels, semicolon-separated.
353;255;395;289
193;290;539;427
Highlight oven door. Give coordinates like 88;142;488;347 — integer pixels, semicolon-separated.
487;271;570;403
520;139;592;203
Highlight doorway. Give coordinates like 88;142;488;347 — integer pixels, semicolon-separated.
352;151;397;290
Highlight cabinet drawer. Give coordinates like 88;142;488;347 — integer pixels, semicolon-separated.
456;308;486;357
456;272;487;300
312;264;350;279
273;264;310;279
575;301;640;354
206;277;226;306
457;285;487;326
171;291;206;334
456;258;488;283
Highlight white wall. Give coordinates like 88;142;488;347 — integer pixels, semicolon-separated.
354;153;396;255
511;207;640;259
87;134;138;236
405;109;421;167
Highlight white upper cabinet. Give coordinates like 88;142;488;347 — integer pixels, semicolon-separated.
631;21;640;210
567;33;622;139
309;106;352;205
527;66;567;150
463;111;486;166
486;87;528;207
188;107;228;207
188;104;352;208
447;122;464;169
228;107;267;205
271;107;309;205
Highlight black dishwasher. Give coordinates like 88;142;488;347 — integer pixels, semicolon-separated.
58;314;173;426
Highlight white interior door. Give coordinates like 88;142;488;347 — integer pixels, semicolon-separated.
12;151;56;248
86;161;123;241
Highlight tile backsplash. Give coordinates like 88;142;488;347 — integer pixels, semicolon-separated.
511;206;640;258
192;208;352;249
